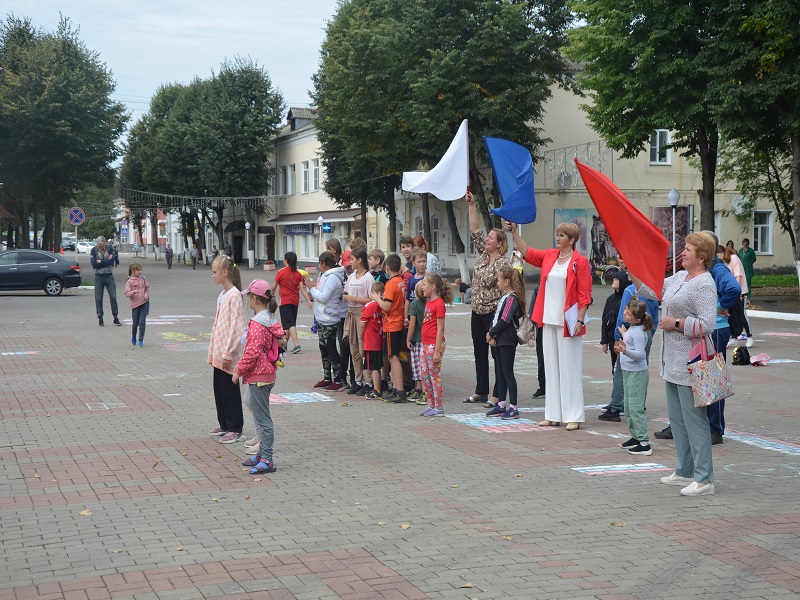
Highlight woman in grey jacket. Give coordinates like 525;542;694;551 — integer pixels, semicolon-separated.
628;232;718;497
309;251;348;391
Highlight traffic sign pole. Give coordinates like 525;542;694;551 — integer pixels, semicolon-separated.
67;207;86;263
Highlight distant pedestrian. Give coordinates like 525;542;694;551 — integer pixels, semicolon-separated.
132;241;139;258
738;238;756;303
224;240;233;257
109;241;119;267
91;236;121;327
208;255;246;444
124;261;150;347
212;245;219;259
165;244;174;269
190;243;198;270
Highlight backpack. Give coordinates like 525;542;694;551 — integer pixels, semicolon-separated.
731;345;750;366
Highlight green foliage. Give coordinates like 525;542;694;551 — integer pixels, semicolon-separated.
312;0;574;233
566;0;719;230
751;274;798;288
0;14;128;249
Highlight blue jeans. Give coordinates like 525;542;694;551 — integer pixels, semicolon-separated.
94;273;118;319
132;301;149;342
249;383;275;461
708;327;731;435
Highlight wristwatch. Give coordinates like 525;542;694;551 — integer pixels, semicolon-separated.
675;319;680;329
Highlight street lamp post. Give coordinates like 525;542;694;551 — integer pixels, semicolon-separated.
317;215;324;255
668;188;681;274
244;221;252;270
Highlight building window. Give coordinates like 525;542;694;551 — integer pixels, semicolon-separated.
312;159;320;191
279;167;287;194
650;129;671;165
287;164;296;194
753;210;773;254
301;161;310;193
415;216;423;238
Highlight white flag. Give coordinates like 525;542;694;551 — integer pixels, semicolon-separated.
402;120;469;201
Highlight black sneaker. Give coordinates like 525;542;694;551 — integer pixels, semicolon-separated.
113;317;122;326
98;318;104;327
355;386;367;397
381;390;397;403
711;431;724;445
347;384;362;395
598;410;621;422
532;388;545;399
654;426;673;440
388;391;407;404
618;437;639;449
628;443;653;456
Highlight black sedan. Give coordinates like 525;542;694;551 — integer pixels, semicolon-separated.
0;249;82;296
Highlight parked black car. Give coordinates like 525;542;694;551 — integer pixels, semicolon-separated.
0;249;82;296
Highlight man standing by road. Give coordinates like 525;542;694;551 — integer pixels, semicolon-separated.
91;236;122;327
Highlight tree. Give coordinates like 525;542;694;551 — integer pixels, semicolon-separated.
120;58;285;257
567;0;720;231
716;140;795;255
313;0;574;269
0;15;128;250
704;0;800;284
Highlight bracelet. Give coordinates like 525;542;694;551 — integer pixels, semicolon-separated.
577;319;584;325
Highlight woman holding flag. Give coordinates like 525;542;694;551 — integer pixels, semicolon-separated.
507;221;592;430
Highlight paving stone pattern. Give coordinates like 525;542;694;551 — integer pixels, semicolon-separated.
1;256;800;599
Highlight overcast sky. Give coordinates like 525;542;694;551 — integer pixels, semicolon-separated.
3;0;339;124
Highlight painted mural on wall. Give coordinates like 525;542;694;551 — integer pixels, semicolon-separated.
553;209;619;276
651;206;692;265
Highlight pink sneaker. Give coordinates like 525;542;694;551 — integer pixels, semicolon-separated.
219;431;244;444
208;426;227;436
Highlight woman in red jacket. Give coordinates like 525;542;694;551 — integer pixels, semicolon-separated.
506;221;592;430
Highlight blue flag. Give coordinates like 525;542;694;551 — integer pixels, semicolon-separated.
485;137;536;224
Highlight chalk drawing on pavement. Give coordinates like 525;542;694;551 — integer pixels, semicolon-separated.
725;431;800;456
572;463;673;476
271;392;334;404
0;351;40;356
445;413;558;433
724;462;800;479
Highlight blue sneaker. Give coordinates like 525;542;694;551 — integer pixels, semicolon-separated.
501;408;520;420
420;407;436;416
131;336;136;346
486;405;505;417
431;408;444;417
137;340;143;347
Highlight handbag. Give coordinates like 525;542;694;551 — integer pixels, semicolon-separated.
517;314;536;346
731;345;751;366
687;324;734;408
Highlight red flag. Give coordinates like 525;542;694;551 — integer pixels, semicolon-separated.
575;158;669;300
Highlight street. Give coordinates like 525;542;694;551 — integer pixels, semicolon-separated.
2;254;800;599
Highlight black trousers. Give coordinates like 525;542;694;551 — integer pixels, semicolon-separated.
496;344;518;406
536;324;546;390
471;311;499;398
212;367;243;433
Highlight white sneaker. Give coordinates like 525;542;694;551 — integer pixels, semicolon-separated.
680;481;715;496
745;337;755;348
726;338;737;348
660;472;694;486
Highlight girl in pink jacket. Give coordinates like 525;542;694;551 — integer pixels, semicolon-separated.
208;255;246;444
124;262;150;347
235;280;285;474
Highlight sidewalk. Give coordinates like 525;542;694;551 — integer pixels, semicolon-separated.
1;256;799;599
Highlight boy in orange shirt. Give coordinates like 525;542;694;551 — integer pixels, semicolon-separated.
371;253;406;403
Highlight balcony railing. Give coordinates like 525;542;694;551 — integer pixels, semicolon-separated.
540;140;613;190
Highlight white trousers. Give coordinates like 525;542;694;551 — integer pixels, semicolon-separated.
542;324;585;423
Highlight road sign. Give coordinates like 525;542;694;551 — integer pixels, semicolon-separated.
122;218;128;226
68;207;85;226
121;226;128;235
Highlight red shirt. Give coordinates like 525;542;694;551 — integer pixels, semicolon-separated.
274;267;304;306
360;301;384;351
382;275;406;332
421;296;446;344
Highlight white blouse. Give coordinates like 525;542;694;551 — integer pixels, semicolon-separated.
543;259;568;326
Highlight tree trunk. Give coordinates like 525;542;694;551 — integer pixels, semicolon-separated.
360;197;367;239
469;154;493;231
150;210;161;260
42;205;54;252
32;211;39;249
386;185;397;252
791;133;800;300
421;193;432;244
194;213;204;261
697;124;718;232
445;201;470;284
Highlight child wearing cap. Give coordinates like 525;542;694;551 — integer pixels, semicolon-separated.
234;280;285;474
